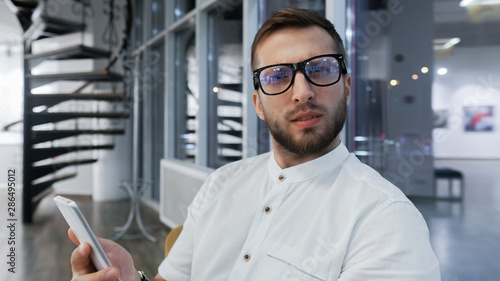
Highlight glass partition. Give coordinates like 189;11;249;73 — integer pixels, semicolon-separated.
346;1;435;196
133;0;144;48
174;0;196;21
174;26;197;163
143;42;165;201
150;0;165;38
206;4;244;168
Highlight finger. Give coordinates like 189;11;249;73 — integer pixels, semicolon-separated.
72;267;121;281
71;242;95;276
68;228;80;245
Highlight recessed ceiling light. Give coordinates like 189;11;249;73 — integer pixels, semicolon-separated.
433;38;461;50
460;0;500;7
390;79;399;86
437;68;448;75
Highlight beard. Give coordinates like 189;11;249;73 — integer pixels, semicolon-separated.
262;93;347;156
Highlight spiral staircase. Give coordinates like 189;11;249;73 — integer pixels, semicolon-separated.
4;0;132;223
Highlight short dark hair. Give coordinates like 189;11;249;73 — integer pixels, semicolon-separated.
251;7;347;71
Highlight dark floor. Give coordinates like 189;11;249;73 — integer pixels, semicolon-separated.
0;192;169;281
1;159;499;281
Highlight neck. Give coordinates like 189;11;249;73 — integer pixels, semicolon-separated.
272;137;341;169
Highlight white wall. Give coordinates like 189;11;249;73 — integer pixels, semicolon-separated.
0;2;23;190
0;1;23;131
0;134;22;189
433;46;500;159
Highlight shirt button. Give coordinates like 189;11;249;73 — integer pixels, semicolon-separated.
243;254;251;262
264;206;271;213
278;174;285;181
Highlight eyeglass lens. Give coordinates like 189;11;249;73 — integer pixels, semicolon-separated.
259;56;341;95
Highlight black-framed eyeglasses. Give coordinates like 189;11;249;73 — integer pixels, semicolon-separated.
253;54;347;96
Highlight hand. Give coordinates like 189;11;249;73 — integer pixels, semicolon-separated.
68;229;141;281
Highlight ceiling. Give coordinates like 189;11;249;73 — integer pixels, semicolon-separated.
0;1;22;53
433;0;500;47
0;0;498;50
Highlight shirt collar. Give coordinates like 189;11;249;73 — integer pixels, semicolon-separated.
267;143;350;183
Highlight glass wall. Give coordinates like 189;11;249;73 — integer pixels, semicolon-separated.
346;0;435;196
133;0;143;48
150;0;165;38
206;4;244;168
346;0;500;198
131;0;166;201
174;0;196;21
174;26;197;162
142;42;165;201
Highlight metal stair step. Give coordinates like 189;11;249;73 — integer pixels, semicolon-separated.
42;16;84;35
218;116;243;123
218;143;242;150
24;15;85;43
32;144;114;162
27;70;123;88
217;99;242;107
11;0;38;10
31;172;77;203
30;93;125;107
217;83;243;92
26;45;112;68
32;129;125;144
218;129;242;138
31;158;97;180
31;111;129;126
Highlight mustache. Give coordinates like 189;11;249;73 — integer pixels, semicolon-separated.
286;102;326;119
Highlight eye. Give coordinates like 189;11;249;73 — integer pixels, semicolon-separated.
260;67;292;84
305;60;340;78
307;65;329;73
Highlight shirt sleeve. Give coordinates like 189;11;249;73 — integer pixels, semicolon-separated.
337;201;441;281
157;204;196;281
157;170;222;280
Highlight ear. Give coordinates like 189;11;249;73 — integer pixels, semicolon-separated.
344;75;352;106
252;91;266;120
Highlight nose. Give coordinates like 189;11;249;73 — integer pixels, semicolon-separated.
291;72;315;103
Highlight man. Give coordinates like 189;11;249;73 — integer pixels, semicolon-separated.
69;8;440;281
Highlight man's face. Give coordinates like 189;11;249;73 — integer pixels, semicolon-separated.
252;26;351;156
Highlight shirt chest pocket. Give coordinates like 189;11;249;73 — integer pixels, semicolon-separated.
262;242;340;281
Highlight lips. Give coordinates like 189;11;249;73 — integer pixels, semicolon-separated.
291;111;322;122
295;115;320;121
291;111;323;128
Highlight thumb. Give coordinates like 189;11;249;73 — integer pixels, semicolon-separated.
103;268;121;281
71;242;95;276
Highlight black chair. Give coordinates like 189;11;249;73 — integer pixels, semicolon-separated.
434;168;464;200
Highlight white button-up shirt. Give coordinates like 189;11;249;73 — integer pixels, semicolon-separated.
158;144;440;280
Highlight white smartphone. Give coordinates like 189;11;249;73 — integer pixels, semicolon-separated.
54;195;121;280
